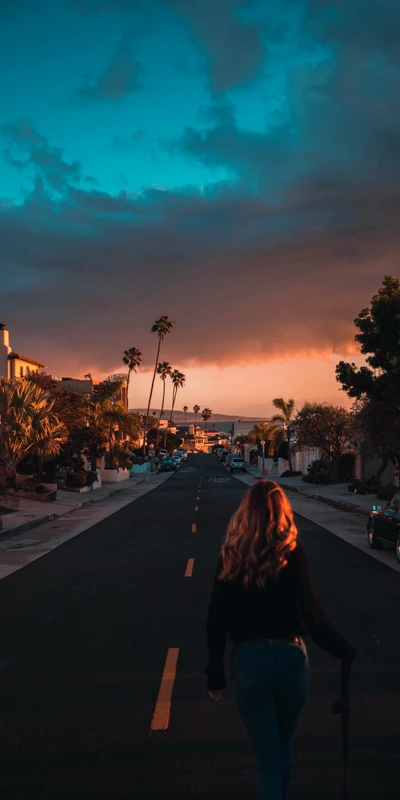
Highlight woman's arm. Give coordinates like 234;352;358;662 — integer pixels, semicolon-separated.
293;542;357;662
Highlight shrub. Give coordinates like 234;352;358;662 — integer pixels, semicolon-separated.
302;460;331;484
16;478;37;491
348;478;381;495
85;470;99;487
66;471;87;488
35;484;50;494
377;483;397;501
280;470;303;478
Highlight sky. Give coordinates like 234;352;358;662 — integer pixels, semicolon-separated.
1;0;399;415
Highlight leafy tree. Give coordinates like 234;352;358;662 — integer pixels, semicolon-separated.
147;427;182;454
122;347;143;407
272;398;295;472
202;408;212;436
251;421;279;457
336;275;400;479
294;402;356;478
143;316;174;454
0;379;68;483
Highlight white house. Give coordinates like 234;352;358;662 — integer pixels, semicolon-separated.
0;323;46;379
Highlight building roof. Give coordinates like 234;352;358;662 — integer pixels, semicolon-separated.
8;352;47;368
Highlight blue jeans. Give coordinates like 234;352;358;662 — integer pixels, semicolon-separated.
231;638;310;800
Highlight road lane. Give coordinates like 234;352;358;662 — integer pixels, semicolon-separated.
0;454;399;799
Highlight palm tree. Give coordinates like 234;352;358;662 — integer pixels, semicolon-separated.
164;370;186;447
183;405;188;425
252;421;279;459
193;404;200;428
122;347;143;409
156;361;172;449
143;316;174;454
0;378;68;482
272;398;296;472
202;408;212;436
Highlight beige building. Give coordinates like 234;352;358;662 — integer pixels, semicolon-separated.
0;323;46;379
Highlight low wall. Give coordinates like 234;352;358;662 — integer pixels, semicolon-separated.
130;462;151;475
101;468;130;484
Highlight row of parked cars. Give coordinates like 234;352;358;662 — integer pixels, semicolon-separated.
158;448;188;472
215;448;246;473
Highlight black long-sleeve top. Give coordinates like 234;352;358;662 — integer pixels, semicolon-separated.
205;541;357;690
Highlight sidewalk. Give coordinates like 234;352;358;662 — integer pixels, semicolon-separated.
244;465;381;518
0;472;154;541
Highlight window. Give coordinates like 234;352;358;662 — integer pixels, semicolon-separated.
25;366;30;376
20;366;23;377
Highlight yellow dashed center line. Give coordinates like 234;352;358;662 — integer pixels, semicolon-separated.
184;558;194;577
191;523;196;533
195;506;199;512
150;647;180;731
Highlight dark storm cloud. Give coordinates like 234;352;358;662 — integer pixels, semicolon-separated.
1;171;399;375
158;0;266;93
1;120;85;192
71;0;267;93
75;34;143;102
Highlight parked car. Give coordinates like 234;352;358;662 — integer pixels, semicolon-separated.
175;449;188;460
225;453;239;468
367;492;400;563
172;454;183;465
158;449;168;458
220;451;231;464
230;457;246;473
160;457;177;472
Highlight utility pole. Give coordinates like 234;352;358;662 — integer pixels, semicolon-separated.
261;439;265;477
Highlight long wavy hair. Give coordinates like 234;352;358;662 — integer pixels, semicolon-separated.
218;480;299;588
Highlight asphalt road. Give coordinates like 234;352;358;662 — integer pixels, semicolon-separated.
0;454;399;799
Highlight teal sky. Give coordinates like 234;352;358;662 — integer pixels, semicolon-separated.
1;0;399;412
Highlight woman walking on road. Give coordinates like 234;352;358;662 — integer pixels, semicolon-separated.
205;480;357;800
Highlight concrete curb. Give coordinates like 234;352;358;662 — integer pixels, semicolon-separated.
0;474;153;542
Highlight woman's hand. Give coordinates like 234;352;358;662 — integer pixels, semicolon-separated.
208;689;226;701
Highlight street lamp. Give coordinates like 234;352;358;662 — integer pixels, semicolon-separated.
261;439;265;477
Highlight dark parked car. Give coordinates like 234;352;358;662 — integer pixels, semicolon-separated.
160;457;177;472
220;451;230;464
367;492;400;563
230;457;246;473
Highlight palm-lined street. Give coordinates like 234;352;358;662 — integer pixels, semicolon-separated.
0;454;399;799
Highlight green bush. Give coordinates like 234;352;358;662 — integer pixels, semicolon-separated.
302;460;331;484
280;470;303;478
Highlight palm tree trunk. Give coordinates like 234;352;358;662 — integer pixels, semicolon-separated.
157;379;166;450
143;337;161;455
109;426;115;469
126;370;131;409
164;386;177;448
